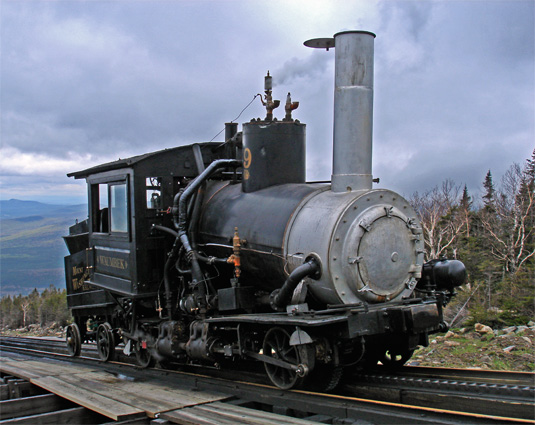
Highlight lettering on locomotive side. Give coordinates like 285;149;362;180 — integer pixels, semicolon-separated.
71;267;91;291
97;255;128;270
72;266;84;275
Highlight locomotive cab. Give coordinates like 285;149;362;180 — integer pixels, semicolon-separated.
67;144;227;295
64;144;231;355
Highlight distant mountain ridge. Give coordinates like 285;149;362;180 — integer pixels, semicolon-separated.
0;199;88;296
0;199;87;219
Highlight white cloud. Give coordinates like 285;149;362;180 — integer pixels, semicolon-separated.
0;146;94;176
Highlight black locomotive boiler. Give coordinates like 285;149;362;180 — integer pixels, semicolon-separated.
63;31;466;390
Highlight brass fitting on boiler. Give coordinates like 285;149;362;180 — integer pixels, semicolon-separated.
227;227;242;279
260;71;280;121
284;92;299;121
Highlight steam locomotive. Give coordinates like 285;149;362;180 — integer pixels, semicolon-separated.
63;31;466;390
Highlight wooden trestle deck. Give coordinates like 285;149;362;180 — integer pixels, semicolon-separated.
0;353;317;424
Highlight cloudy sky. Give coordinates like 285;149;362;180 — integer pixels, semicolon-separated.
1;0;533;205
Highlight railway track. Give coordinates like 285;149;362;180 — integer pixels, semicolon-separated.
1;335;534;424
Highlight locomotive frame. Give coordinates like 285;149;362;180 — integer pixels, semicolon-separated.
64;31;465;390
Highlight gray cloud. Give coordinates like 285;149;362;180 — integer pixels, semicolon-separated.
370;0;534;199
0;0;533;205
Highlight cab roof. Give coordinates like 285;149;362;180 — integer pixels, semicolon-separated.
67;143;219;179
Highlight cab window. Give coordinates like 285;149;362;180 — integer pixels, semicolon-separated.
110;183;128;232
91;180;129;234
146;177;162;209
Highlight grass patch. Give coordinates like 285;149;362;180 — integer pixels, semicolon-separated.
412;329;534;371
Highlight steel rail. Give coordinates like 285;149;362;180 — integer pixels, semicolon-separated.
3;335;532;387
351;369;534;399
377;364;535;386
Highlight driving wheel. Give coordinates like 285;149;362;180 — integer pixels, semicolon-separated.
262;327;304;389
66;323;81;357
96;322;116;362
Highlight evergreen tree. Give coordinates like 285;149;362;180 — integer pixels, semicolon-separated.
459;184;473;237
482;170;495;212
28;288;40;325
0;296;15;328
460;185;472;210
525;149;535;179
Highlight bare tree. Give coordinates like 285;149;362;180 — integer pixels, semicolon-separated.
480;163;535;275
20;299;31;327
410;179;465;260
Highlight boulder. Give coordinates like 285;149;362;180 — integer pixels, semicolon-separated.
475;323;494;334
503;345;516;353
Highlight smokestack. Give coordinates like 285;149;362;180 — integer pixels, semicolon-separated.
305;30;376;192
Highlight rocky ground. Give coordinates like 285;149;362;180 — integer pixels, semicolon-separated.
1;322;64;338
2;322;534;372
411;322;535;371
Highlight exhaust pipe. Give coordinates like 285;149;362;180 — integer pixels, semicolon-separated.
305;30;376;192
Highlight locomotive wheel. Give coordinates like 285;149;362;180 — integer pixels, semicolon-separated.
262;327;304;389
381;348;414;369
96;323;116;362
134;340;155;368
66;323;81;357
